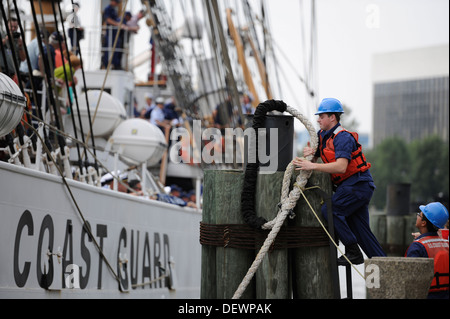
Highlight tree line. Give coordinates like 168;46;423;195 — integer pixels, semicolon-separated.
365;135;449;210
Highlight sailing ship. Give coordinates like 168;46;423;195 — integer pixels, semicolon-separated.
1;0;316;298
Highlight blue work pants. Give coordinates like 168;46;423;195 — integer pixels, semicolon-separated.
102;28;123;69
321;181;386;258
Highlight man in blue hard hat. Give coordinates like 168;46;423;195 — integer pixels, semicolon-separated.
294;98;386;266
406;202;449;299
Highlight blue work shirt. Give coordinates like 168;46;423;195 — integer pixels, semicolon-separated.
103;5;119;25
315;123;375;187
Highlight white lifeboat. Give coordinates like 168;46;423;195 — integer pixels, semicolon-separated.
109;118;167;166
0;72;26;137
73;90;126;137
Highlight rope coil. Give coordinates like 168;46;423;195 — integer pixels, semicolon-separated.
234;100;318;299
234;100;365;299
240;101;318;229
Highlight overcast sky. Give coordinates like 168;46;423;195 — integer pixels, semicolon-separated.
266;0;449;135
67;0;449;136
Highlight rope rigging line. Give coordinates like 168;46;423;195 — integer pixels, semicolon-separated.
131;273;168;289
50;0;85;173
24;122;123;290
35;0;64;133
10;0;46;136
82;0;129;157
27;0;68;165
0;2;30;152
7;0;101;176
66;0;99;172
3;0;156;292
4;0;54;165
56;0;102;174
22;110;141;195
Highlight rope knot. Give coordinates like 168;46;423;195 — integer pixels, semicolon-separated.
276;202;296;219
293;182;306;191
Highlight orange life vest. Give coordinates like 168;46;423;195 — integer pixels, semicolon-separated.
319;126;371;184
407;235;449;293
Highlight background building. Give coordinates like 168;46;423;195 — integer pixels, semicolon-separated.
372;45;449;146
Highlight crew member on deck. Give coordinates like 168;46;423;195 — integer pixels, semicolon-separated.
150;97;170;131
102;0;128;70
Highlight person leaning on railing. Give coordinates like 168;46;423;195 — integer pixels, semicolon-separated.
102;0;130;70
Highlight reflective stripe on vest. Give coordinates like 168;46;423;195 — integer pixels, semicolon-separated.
414;236;449;293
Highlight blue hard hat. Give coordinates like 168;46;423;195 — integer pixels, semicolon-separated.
315;98;344;115
420;202;449;229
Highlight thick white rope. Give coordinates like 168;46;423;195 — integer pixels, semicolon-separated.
261;107;318;229
232;106;317;299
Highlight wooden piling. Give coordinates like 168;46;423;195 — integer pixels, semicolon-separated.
255;172;289;299
291;171;334;299
386;215;406;256
201;169;334;299
370;211;387;249
201;169;256;299
200;170;218;298
384;183;415;256
403;214;418;250
370;212;417;256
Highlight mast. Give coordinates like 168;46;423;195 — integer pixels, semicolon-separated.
205;1;243;127
225;8;259;109
245;29;273;100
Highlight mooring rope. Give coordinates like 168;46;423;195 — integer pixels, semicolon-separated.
241;100;290;229
261;106;318;229
233;100;364;299
200;223;329;249
233;101;317;299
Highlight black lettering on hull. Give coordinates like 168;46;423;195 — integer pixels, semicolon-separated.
12;210;172;292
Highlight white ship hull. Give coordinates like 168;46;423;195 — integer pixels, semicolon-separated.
0;161;202;299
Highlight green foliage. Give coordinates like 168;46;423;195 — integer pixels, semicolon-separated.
409;136;449;203
367;135;449;210
366;137;411;210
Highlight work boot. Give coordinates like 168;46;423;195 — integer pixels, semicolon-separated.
337;243;364;266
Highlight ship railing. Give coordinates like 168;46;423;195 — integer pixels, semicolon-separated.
22;86;68;128
17;89;163;198
73;24;137;73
